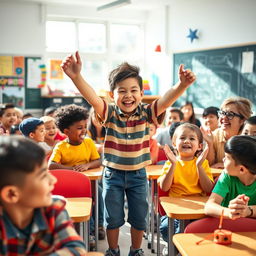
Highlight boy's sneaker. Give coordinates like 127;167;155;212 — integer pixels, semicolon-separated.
105;247;120;256
89;235;96;251
162;245;168;256
98;226;106;240
128;248;145;256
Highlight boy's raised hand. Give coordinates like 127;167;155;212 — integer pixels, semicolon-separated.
61;51;82;80
178;64;196;88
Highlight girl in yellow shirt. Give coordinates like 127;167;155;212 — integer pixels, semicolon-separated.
158;123;214;244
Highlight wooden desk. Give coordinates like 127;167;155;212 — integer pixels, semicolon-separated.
82;167;103;250
211;168;223;178
66;197;92;223
173;232;256;256
66;197;92;250
160;196;208;256
146;165;163;254
86;252;104;256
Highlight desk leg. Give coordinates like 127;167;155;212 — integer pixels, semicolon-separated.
147;180;151;248
168;218;175;256
156;212;160;256
94;180;99;251
150;179;155;253
84;221;89;251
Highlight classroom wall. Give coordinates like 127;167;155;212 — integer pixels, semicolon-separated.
1;0;256;108
145;0;256;95
0;1;45;55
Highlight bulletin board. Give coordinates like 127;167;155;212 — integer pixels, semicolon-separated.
0;55;44;109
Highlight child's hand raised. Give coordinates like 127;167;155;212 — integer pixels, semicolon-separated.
61;51;82;80
196;143;209;167
178;64;196;88
163;144;177;164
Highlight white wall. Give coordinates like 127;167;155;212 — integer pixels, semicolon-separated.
0;1;45;56
1;0;256;101
169;0;256;51
145;0;256;95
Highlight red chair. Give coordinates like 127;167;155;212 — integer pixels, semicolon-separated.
157;148;168;163
50;169;91;198
158;184;169;216
185;217;256;233
50;169;92;250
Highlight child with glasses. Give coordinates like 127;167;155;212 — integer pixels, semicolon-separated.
201;97;252;169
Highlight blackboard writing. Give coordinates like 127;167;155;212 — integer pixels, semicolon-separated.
173;44;256;110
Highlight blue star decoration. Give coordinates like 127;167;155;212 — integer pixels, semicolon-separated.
187;28;199;43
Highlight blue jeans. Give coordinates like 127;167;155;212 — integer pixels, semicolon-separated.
159;215;180;242
102;167;148;230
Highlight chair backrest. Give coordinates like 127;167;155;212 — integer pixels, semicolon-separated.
185;217;256;233
158;185;169;216
50;169;91;198
157;148;168;163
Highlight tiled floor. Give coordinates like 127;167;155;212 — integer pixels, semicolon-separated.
97;222;166;256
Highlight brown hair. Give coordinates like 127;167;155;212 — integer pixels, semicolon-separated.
221;97;252;120
108;62;143;92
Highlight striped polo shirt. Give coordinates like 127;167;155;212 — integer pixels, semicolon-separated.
100;99;164;171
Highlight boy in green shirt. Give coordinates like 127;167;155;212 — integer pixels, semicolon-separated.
205;135;256;219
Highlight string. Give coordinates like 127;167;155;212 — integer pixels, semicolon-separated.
196;233;214;245
218;209;224;229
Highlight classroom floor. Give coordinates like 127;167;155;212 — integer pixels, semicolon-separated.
97;221;166;255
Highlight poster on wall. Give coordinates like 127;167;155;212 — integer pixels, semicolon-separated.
13;56;25;77
27;58;42;88
50;59;63;79
0;56;13;76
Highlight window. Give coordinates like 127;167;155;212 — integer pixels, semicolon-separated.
45;20;144;96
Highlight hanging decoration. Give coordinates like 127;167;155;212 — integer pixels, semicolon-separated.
187;28;199;43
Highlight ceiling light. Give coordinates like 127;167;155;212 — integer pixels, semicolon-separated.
97;0;131;11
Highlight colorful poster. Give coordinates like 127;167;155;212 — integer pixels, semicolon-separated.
27;58;42;88
13;56;25;76
50;59;63;79
0;56;13;76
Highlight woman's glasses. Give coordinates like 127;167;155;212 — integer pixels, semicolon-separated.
217;110;244;120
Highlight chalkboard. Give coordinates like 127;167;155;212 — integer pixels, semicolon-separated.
25;57;43;109
173;44;256;110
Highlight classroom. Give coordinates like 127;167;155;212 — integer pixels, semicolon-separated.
0;0;256;255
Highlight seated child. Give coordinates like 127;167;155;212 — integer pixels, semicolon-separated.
14;107;23;125
158;123;214;242
0;135;86;255
205;135;256;219
48;104;101;171
241;116;256;136
40;116;60;158
0;103;17;135
149;123;159;164
155;107;183;149
202;106;219;132
19;117;46;143
48;104;103;246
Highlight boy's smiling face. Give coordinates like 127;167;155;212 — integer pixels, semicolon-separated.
0;108;17;129
64;119;87;145
110;77;144;115
17;159;57;208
